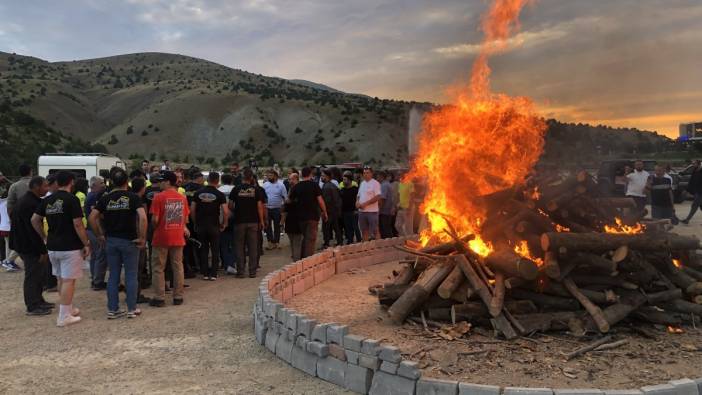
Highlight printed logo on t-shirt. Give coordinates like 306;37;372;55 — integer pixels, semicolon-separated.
237;187;255;198
106;196;131;211
146;191;159;201
198;192;217;203
45;199;64;215
164;199;184;229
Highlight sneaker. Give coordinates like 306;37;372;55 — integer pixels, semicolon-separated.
40;302;55;309
3;261;19;272
127;309;142;319
249;273;257;278
173;298;183;306
26;308;52;316
107;310;126;319
235;274;245;279
681;219;690;225
209;276;217;281
226;267;238;275
149;299;166;307
203;276;211;281
184;283;191;288
46;286;58;292
7;261;22;271
57;315;81;327
265;242;275;250
91;282;107;291
137;294;151;304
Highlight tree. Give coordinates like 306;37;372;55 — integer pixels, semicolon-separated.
108;134;119;145
126;125;134;135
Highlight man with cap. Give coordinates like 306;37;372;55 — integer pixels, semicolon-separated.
149;171;190;307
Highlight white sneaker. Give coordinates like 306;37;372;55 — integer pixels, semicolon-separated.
57;315;82;327
226;267;237;275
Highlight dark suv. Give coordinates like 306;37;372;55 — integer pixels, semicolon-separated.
597;159;682;202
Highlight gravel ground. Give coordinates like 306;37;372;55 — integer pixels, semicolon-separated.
0;241;347;394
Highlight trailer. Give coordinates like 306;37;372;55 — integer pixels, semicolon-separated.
38;153;125;180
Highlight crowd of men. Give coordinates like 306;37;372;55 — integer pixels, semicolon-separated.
2;160;418;327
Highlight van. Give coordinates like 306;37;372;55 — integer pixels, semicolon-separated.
38;153;126;180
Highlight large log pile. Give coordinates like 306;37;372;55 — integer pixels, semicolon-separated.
375;171;702;339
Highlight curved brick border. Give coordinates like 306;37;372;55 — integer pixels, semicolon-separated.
252;236;702;395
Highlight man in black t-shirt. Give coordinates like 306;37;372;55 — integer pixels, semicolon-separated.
191;172;228;280
11;176;52;316
288;167;328;259
31;171;91;327
89;167;147;319
648;165;677;223
182;171;204;276
229;168;265;278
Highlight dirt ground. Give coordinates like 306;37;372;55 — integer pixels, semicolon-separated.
288;201;702;390
0;242;348;394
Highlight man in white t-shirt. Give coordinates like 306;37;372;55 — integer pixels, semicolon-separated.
626;160;649;215
356;167;382;241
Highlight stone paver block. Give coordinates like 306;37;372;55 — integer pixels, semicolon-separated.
369;371;416;395
287;313;300;333
346;350;359;365
398;361;421;380
344;334;365;352
380;361;399;374
275;334;294;364
417;377;459;395
291;346;318;377
278;307;289;325
307;341;330;358
695;379;702;395
504;388;554;395
359;354;380;371
317;357;346;387
327;324;349;345
379;345;402;363
641;384;676;395
362;339;381;355
297;318;317;339
345;363;374;394
602;391;642;395
459;383;500;395
265;330;279;354
329;343;347;361
295;336;308;350
312;323;329;343
554;390;603;395
254;315;267;345
669;379;700;395
286;328;297;342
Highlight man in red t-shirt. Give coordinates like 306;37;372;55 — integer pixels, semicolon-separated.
149;172;190;307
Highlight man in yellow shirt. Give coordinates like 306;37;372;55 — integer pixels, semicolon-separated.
396;178;415;236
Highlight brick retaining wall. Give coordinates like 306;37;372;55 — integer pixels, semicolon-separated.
252;236;702;395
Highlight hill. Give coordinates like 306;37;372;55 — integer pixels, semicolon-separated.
0;51;675;174
0;51;412;169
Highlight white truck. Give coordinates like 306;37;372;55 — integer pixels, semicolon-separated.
38;153;125;180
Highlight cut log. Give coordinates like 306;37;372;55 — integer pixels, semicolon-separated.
634;307;683;325
572;253;618;276
419;234;475;255
392;265;415;285
544;283;618;305
645;288;683;304
485;248;539;280
583;292;647;332
595;197;637;209
427;300;537;321
449;281;475;303
505;277;531;290
489;272;506;317
541;232;700;253
437;265;465;299
660;299;702;315
543;251;561;279
510;289;580;310
514;311;582;333
563;278;610;333
569;274;638;290
378;284;411;306
610;245;629;264
682;266;702;281
388;259;455;324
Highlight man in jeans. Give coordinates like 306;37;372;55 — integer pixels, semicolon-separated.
321;169;342;248
31;171;91;327
85;175;107;290
357;166;382;241
263;170;287;250
288;167;327;258
191;172;228;280
218;174;236;274
10;176;52;316
230;168;265;278
283;172;303;260
149;171;190;307
89;167;147;319
681;160;702;224
340;172;361;244
378;171;396;239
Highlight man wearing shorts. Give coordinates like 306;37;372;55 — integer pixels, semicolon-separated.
31;171;91;327
356;166;382;241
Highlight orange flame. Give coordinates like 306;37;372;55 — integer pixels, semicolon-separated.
409;0;546;255
667;325;684;334
672;259;682;269
514;240;544;266
555;224;570;232
604;217;645;234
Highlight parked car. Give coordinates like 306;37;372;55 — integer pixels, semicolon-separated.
596;159;683;203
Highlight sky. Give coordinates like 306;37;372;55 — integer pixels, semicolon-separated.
1;0;700;138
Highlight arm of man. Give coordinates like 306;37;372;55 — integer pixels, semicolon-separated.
220;203;229;231
31;214;46;243
135;207;147;249
317;195;328;222
6;184;16;215
189;201;197;228
72;218;91;259
88;209;105;246
257;200;266;230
